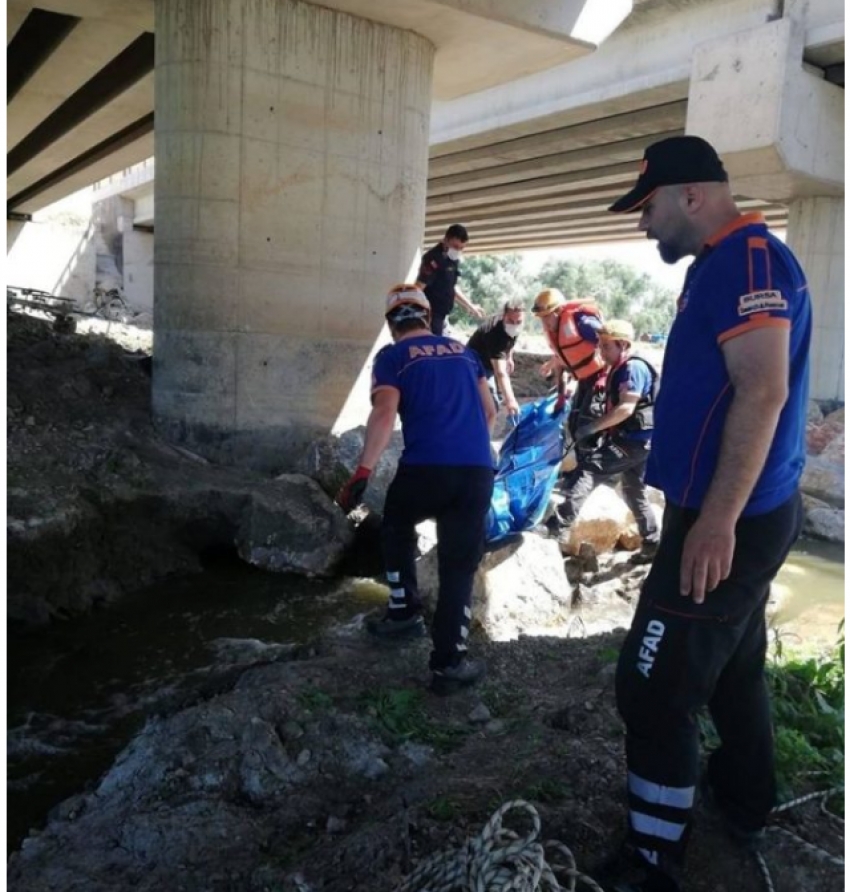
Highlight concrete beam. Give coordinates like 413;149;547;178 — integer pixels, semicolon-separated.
428;130;682;196
7;16;144;149
429;0;777;147
8;72;154;199
428;100;686;178
426;161;640;210
688;18;844;200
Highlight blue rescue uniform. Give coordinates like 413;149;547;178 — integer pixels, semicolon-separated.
372;333;494;671
616;213;810;875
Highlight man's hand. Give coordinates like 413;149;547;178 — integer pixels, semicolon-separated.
680;514;736;604
470;303;486;319
336;465;372;513
540;358;559;378
505;396;520;417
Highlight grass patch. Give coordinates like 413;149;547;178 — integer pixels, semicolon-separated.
701;622;844;809
296;686;334;712
427;796;461;822
359;687;469;752
520;777;569;804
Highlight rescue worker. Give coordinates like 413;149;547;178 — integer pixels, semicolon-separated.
599;135;809;892
553;319;660;556
336;285;496;694
416;224;486;335
531;287;606;454
466;298;525;417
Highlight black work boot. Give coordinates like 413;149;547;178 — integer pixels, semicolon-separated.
430;657;486;695
629;538;660;565
699;772;766;852
366;611;425;639
594;846;682;892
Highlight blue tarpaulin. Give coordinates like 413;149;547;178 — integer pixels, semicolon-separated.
485;394;567;544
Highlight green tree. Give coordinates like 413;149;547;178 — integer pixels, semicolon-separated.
453;253;534;324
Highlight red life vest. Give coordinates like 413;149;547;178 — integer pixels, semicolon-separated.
545;300;605;380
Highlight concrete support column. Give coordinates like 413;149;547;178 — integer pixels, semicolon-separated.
153;0;434;471
687;15;844;405
786;197;845;402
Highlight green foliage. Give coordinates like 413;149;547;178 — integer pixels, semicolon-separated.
296;686;334;712
359;687;469;752
454;254;676;337
700;624;844;806
520;777;569;804
427;796;461;822
766;624;844;801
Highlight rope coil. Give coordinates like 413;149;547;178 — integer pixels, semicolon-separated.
394;800;603;892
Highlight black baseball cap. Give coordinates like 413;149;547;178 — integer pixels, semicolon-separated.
608;135;728;213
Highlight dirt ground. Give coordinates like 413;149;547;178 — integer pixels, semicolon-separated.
6;309;843;891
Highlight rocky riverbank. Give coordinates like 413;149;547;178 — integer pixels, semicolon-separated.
6;309;845;892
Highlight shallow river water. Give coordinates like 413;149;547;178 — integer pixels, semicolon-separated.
7;541;844;853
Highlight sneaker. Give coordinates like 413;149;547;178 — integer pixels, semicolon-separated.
430;658;486;694
365;612;425;639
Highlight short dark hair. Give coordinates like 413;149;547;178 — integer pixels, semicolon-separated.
445;224;468;243
389;317;429;335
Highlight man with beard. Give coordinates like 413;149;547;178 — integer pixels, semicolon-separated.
600;135;810;892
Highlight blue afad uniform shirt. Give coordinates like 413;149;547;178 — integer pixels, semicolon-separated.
608;358;654;442
371;335;493;467
647;213;812;516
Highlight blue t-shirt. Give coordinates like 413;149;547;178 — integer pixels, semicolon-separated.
646;214;811;516
371;334;492;467
575;312;602;344
608;357;654;442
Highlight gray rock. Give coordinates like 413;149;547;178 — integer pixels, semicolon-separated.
235;474;353;576
485;720;507;734
297;426;404;512
804;507;845;543
417;533;572;641
801;455;845;508
468;703;492;724
326;815;347;834
397;741;433;767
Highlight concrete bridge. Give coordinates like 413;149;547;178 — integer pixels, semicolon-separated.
7;0;844;469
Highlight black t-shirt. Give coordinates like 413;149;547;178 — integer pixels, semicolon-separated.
466;314;517;375
417;243;461;316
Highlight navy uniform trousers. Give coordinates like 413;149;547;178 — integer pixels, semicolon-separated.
615;492;803;871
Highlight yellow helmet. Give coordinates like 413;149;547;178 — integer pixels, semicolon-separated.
532;288;567;317
599;319;635;344
385;283;430;319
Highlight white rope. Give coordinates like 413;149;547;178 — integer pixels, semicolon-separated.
756;786;845;892
394;800;604;892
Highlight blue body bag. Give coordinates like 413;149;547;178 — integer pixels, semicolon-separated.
485;394;567;544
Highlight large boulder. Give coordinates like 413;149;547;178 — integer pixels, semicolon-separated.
235;475;353;576
806;410;844;456
297;426;404;512
800;454;845;509
416;532;572;641
804;506;845;543
563;485;662;556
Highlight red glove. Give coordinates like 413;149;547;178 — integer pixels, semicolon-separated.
336;465;372;513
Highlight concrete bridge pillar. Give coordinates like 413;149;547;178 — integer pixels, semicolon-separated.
686;16;844;401
152;0;433;470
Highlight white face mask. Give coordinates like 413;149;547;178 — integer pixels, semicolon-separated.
446;247;462;262
503;323;523;338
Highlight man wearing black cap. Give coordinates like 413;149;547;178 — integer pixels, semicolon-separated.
601;136;810;892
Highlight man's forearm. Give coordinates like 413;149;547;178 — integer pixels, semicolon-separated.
701;389;785;523
360;405;396;469
590;403;635;433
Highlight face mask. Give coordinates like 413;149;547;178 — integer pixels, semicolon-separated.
446;247;462;261
503;323;522;338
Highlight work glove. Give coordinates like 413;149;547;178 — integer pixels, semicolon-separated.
336;465;372;513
